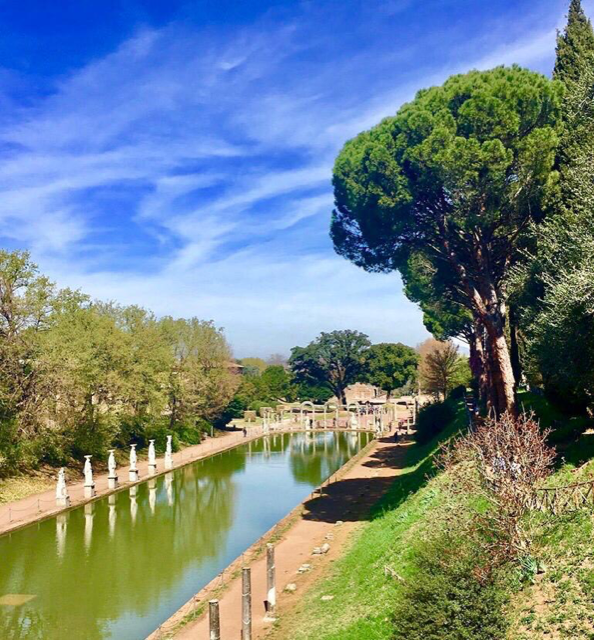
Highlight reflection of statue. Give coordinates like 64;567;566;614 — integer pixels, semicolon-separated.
83;455;96;498
129;444;139;482
165;435;173;469
56;468;70;507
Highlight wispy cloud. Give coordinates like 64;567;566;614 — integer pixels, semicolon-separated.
0;0;566;355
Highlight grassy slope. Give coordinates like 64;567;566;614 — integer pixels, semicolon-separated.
269;402;468;640
510;393;594;639
272;393;594;640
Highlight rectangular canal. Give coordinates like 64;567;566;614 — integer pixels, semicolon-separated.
0;431;372;640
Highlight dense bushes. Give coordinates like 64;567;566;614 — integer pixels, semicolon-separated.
392;537;509;640
415;399;456;444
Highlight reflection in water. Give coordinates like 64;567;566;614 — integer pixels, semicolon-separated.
84;503;94;552
165;472;173;507
108;495;116;539
56;513;68;560
148;478;157;515
0;431;371;640
130;485;138;526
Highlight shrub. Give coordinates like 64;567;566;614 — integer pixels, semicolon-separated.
449;384;467;400
415;400;456;445
392;535;509;640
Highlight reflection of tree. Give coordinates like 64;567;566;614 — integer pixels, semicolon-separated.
0;433;372;640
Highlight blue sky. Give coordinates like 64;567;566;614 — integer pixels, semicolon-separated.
0;0;581;357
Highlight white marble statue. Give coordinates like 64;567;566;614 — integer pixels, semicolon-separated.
148;440;156;465
165;435;173;470
129;444;138;471
108;450;117;476
56;467;70;506
129;444;139;482
349;413;358;430
83;455;94;487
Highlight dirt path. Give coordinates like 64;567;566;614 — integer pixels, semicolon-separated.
0;426;266;535
170;431;411;640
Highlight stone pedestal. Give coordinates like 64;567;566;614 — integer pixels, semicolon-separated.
165;454;173;470
108;475;119;490
129;469;139;482
56;495;71;508
148;463;157;476
84;484;96;499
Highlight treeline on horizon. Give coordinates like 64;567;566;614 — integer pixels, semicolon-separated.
232;332;469;418
0;248;463;477
330;0;594;420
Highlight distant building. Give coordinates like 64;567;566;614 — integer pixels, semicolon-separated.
328;382;388;406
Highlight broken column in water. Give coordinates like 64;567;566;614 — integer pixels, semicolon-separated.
108;449;118;489
55;467;70;507
129;444;139;482
148;439;157;475
165;434;173;470
83;455;96;499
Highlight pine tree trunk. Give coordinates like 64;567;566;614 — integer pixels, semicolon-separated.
482;312;517;416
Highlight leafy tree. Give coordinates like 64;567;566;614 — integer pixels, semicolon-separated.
239;357;268;374
510;1;594;412
331;66;562;415
363;342;418;398
553;0;594;217
260;365;296;402
289;330;371;405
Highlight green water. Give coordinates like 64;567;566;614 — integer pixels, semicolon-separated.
0;431;371;640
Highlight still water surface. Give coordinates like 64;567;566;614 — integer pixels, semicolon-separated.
0;431;371;640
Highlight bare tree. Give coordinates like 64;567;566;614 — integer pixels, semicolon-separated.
418;339;466;400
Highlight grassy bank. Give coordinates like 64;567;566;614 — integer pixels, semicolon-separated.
269;395;594;640
268;401;470;640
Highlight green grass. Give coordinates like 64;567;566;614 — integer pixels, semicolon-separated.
269;393;594;640
270;402;469;640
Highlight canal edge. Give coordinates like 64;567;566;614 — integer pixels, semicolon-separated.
146;434;379;640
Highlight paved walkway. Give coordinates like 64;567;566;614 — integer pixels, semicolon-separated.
0;426;266;535
160;430;411;640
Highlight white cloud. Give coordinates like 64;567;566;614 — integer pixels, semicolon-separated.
0;1;566;354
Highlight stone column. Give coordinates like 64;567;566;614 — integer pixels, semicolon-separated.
242;567;252;640
265;543;276;619
209;600;221;640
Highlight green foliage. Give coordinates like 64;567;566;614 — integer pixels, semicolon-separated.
392;537;509;640
239;357;268;374
415;399;457;445
290;330;371;403
362;342;418;396
0;250;238;474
